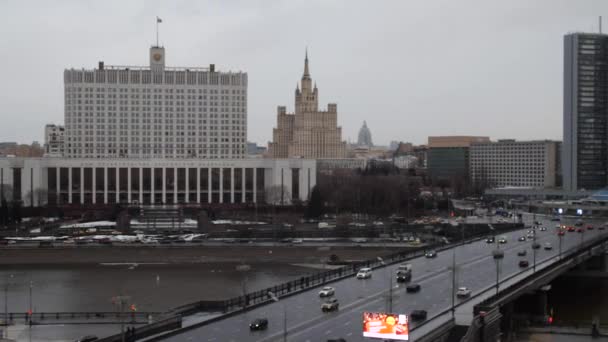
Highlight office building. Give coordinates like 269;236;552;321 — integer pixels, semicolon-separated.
470;139;559;188
427;136;490;180
64;46;247;159
563;32;608;191
268;52;347;158
44;124;65;157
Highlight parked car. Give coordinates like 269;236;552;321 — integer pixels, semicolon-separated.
517;250;527;256
356;268;372;279
406;283;421;293
544;242;553;250
425;250;437;258
249;318;268;331
519;260;529;268
456;287;472;298
410;310;427;321
318;286;335;297
321;298;339;312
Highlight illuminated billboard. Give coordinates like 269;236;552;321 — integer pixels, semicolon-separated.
363;311;409;340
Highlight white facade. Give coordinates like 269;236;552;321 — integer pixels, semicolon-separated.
64;46;247;159
470;140;559;188
44;124;65;157
0;157;316;207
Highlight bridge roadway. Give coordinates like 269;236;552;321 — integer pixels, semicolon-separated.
162;214;606;342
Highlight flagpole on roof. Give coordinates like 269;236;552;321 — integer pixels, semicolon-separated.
156;17;159;47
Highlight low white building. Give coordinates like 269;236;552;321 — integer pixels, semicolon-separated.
0;157;316;206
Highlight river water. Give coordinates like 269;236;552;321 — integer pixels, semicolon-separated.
0;262;316;313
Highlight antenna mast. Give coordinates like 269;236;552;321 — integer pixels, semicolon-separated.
600;16;603;34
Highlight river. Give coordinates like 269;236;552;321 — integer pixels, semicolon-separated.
0;262;317;313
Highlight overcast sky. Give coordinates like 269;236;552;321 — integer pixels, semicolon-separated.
0;0;606;146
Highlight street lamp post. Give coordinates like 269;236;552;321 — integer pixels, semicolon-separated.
268;291;286;342
558;234;563;260
3;274;13;338
492;244;504;295
113;295;130;342
451;248;457;317
377;257;393;313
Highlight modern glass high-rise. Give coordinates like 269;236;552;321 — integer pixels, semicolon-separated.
563;32;608;191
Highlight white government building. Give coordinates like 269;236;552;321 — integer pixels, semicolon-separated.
0;45;316;206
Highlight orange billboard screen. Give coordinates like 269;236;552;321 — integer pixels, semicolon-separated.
362;311;409;340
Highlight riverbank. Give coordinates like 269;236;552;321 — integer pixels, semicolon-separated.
0;245;408;265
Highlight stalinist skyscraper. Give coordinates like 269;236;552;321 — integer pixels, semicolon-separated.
268;52;347;159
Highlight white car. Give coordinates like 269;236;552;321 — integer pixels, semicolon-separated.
456;287;472;298
356;268;372;279
544;242;553;250
318;286;335;297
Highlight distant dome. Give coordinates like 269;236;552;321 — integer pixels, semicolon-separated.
357;121;373;147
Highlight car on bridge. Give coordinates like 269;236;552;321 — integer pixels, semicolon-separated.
396;270;412;283
519;260;529;268
456;287;472;298
558;230;565;236
600;226;606;231
532;242;541;249
568;226;576;232
249;318;268;331
486;236;495;243
587;225;594;230
527;233;534;240
321;298;339;312
406;283;421;293
410;310;427;321
498;236;507;244
577;228;584;233
518;236;526;242
575;220;584;227
425;250;437;258
517;250;527;256
356;268;372;279
544;242;553;250
540;227;547;231
318;286;335;297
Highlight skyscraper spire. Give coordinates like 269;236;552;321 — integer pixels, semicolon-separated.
303;48;310;79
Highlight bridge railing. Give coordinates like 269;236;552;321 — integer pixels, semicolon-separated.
95;315;182;342
0;311;159;323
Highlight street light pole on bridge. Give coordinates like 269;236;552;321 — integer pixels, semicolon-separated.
268;291;286;342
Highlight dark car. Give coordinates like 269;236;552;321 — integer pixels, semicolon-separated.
518;236;526;242
396;271;411;283
577;228;584;233
567;226;576;232
76;336;98;342
424;251;437;258
534;220;542;226
486;237;495;243
517;250;527;256
327;339;347;342
532;242;541;249
410;310;427;321
587;225;594;230
600;226;606;231
406;283;421;293
249;318;268;331
558;230;565;236
519;260;529;268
